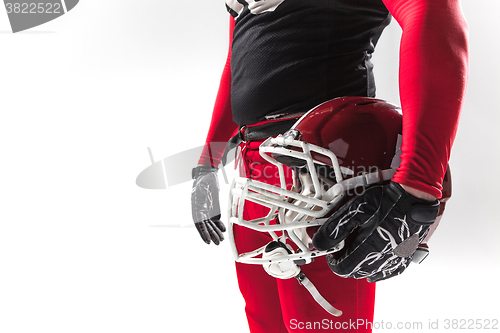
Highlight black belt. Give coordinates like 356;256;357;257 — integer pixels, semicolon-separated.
222;117;299;166
240;117;299;141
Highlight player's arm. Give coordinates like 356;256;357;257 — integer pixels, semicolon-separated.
192;17;238;245
382;0;469;199
313;0;469;280
198;17;238;167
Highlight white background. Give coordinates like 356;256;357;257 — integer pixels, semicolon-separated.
0;1;498;332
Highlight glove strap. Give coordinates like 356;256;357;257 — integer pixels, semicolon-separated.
296;271;343;317
412;246;430;264
192;165;217;179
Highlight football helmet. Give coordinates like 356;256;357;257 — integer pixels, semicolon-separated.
228;96;407;275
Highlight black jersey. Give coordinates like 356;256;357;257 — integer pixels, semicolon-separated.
226;0;391;126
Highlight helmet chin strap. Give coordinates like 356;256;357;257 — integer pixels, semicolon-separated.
323;168;397;201
258;170;396;318
296;271;343;317
262;240;343;317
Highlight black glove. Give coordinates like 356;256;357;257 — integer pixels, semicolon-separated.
312;181;439;282
191;165;226;245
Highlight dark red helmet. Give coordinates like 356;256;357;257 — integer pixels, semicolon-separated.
291;96;402;171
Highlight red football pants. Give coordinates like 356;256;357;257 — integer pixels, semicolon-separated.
233;139;376;333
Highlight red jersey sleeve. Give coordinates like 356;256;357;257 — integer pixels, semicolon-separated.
198;18;238;167
382;0;469;198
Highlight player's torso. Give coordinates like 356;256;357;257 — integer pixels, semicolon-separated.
227;0;391;126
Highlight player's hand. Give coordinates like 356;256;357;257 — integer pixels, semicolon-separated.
312;181;439;282
191;165;226;245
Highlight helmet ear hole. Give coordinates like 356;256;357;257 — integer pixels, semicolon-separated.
274;154;307;167
356;100;378;106
314;164;337;183
264;240;293;254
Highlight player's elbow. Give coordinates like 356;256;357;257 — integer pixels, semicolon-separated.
395;0;468;36
399;0;469;65
432;3;469;75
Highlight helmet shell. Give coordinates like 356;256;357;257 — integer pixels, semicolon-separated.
292;96;402;175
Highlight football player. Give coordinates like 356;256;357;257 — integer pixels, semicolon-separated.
191;0;468;332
